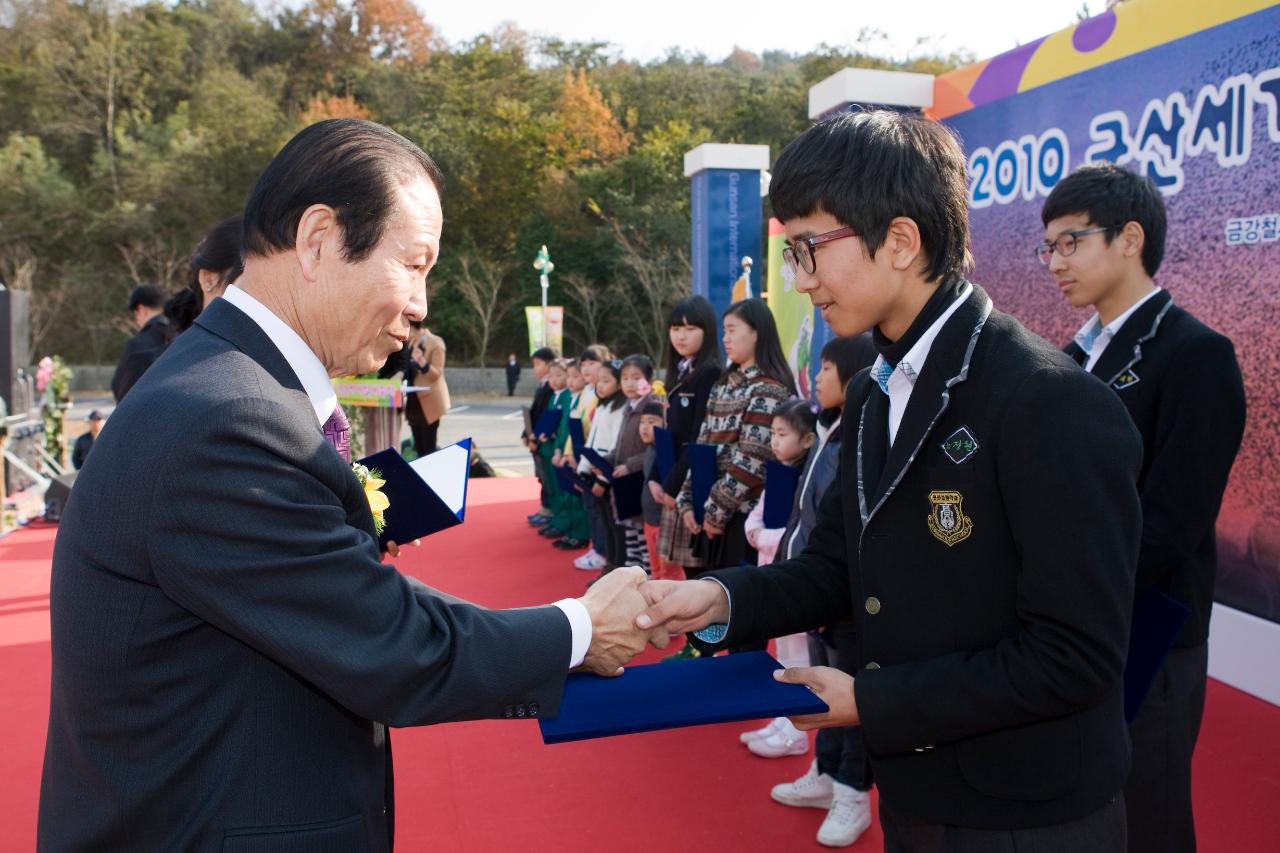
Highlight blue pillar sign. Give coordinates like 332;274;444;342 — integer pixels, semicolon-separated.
685;144;769;316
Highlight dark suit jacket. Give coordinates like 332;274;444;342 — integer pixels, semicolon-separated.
653;362;721;496
39;299;571;852
111;314;172;402
705;284;1143;829
1065;289;1246;647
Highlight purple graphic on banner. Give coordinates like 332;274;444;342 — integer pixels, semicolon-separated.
1072;10;1117;53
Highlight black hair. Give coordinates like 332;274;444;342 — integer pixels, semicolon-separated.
1041;161;1167;276
596;359;627;411
663;295;722;388
770;110;973;284
620;353;654;381
531;346;556;363
167;214;244;333
772;398;818;437
579;344;611;362
820;335;874;389
128;283;167;312
638;398;665;419
242;119;445;262
723;298;798;396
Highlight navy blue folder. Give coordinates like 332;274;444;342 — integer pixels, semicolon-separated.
1123;588;1191;723
554;463;586;494
688;443;718;525
763;460;800;529
568;418;586;456
357;439;472;547
611;471;646;519
533;407;562;438
653;427;678;482
539;651;828;744
581;447;614;481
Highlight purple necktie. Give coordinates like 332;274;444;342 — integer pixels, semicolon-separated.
322;403;351;463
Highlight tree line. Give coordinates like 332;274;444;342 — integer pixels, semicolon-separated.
0;0;968;365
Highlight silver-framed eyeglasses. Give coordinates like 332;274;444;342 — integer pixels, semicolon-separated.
782;226;860;275
1035;226;1111;265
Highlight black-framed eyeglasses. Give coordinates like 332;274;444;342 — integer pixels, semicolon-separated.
782;226;860;275
1034;226;1111;265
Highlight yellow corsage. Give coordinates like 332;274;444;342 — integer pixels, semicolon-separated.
351;463;389;535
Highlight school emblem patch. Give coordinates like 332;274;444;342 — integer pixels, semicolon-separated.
1112;370;1140;390
927;490;973;547
940;427;980;464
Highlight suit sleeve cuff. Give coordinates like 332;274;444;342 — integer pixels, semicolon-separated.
553;598;592;669
692;578;732;644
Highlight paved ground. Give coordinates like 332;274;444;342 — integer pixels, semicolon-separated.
64;394;535;477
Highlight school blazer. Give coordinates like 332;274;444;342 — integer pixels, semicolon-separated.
706;284;1144;830
1065;289;1246;647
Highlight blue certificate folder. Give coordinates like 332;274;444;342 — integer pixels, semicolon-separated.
533;408;563;438
1123;588;1191;723
357;439;472;547
581;447;614;481
653;427;678;481
688;443;718;524
539;651;828;744
568;418;586;455
611;471;646;519
763;461;800;529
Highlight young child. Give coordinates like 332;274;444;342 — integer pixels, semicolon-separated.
637;398;681;580
750;336;880;849
524;346;557;525
533;359;571;539
576;359;627;571
547;360;594;550
606;354;656;571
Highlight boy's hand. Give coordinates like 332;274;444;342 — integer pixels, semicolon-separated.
592;483;606;497
647;481;667;504
613;465;628;478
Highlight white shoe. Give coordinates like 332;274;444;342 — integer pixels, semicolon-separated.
817;782;872;847
739;716;786;744
573;550;607;570
770;759;833;808
748;717;809;758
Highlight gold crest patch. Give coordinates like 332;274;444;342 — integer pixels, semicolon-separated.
927;490;973;547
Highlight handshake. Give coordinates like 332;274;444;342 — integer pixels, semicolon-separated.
574;567;730;676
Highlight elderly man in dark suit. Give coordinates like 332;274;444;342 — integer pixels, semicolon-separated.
39;119;661;852
638;111;1143;851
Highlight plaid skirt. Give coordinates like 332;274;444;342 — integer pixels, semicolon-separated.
657;502;705;570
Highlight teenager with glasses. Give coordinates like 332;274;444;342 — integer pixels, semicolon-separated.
636;110;1145;851
1042;162;1246;853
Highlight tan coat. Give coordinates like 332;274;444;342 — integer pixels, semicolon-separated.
412;329;450;424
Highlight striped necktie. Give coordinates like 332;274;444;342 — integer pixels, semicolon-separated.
872;360;895;395
322;403;351;463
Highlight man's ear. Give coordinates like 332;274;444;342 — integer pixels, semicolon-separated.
295;204;340;282
884;217;924;273
1118;221;1146;260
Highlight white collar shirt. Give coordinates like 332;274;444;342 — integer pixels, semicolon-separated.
870;282;973;447
1072;287;1163;373
221;285;337;426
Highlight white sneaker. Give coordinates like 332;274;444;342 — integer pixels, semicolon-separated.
770;759;834;808
573;550;607;570
817;782;872;847
748;717;809;758
739;716;786;744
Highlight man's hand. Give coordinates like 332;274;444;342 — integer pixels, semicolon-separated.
681;510;701;535
774;666;860;730
635;579;729;637
578;567;670;676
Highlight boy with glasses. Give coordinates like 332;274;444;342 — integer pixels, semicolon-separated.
638;110;1145;851
1040;162;1247;853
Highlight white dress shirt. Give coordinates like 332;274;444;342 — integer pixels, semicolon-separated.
870;281;973;446
220;286;592;668
1072;287;1163;372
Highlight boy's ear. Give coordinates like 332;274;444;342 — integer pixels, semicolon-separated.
802;432;817;449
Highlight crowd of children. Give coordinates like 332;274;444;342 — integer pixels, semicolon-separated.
517;297;879;848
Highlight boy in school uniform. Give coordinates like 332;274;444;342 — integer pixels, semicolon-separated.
1041;162;1247;853
637;110;1144;852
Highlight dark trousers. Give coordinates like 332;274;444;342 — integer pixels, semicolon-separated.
809;622;870;790
881;795;1126;853
1125;642;1208;853
583;488;610;557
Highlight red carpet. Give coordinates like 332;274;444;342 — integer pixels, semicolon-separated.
3;478;1280;851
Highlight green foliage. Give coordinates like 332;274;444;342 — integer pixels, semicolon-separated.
0;0;967;365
